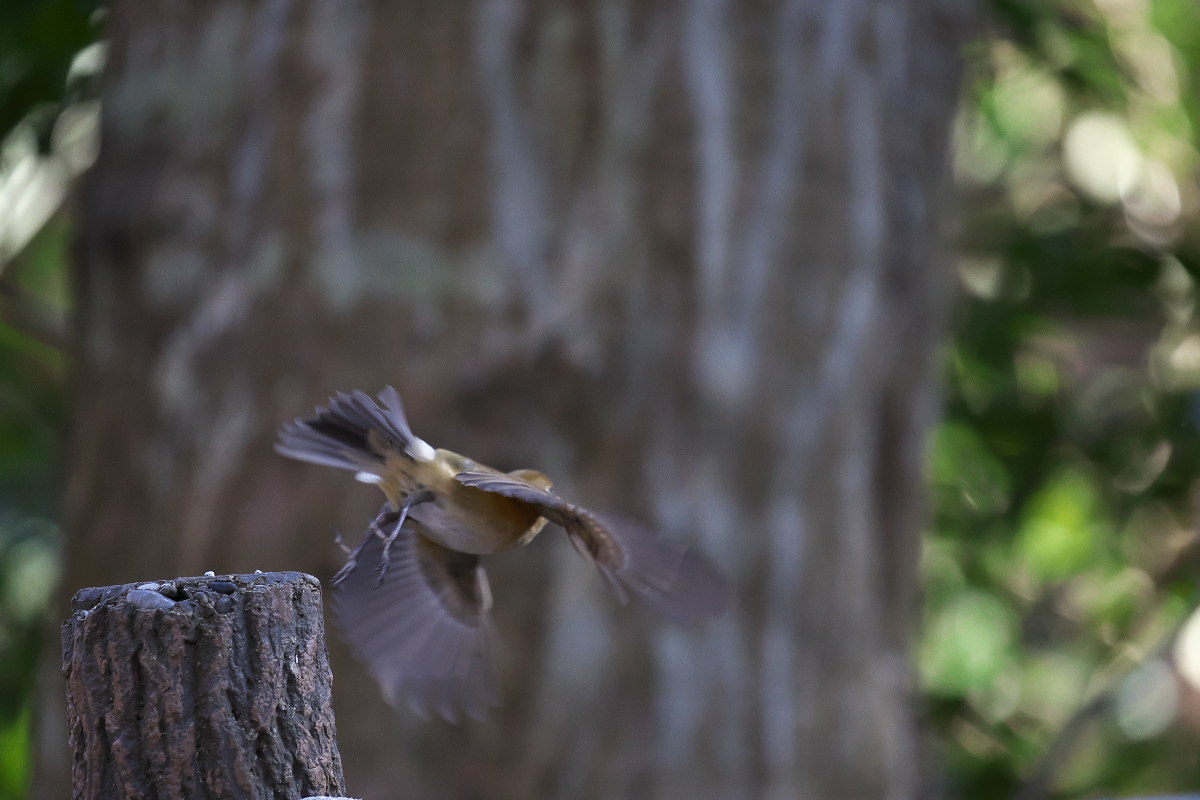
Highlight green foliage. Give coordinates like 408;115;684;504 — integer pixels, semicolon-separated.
0;226;70;798
0;4;95;796
0;518;60;798
0;0;97;150
922;587;1020;694
923;0;1200;797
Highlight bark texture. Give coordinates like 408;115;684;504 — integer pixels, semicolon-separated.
62;571;344;800
40;0;977;798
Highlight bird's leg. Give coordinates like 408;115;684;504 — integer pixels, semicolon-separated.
332;509;394;587
376;489;435;588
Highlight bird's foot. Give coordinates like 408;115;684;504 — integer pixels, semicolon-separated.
374;516;405;588
374;490;433;588
333;511;393;587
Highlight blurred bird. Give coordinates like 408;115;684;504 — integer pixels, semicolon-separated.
276;387;729;721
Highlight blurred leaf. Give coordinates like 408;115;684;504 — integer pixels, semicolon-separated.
0;706;29;798
1015;468;1109;582
1018;650;1092;728
1065;566;1152;632
932;422;1013;516
0;0;98;149
2;526;60;622
923;589;1019;694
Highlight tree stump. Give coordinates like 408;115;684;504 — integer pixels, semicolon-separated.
61;571;346;800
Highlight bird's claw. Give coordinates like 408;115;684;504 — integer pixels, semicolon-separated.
333;511;392;587
372;490;433;589
375;529;398;588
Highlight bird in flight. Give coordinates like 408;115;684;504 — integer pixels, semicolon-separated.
276;387;729;721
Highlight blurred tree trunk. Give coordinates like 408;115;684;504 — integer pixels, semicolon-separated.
39;0;975;798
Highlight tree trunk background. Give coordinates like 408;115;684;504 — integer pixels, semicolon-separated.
40;1;975;798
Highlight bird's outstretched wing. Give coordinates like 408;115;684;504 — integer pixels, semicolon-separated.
454;470;730;623
332;508;498;722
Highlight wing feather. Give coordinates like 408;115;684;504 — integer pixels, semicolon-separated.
454;470;730;622
332;510;498;722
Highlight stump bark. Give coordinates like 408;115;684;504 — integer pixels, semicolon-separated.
61;571;345;800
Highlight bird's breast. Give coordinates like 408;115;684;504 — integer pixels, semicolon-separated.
410;484;544;555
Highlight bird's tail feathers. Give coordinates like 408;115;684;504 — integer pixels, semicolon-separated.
276;386;433;474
